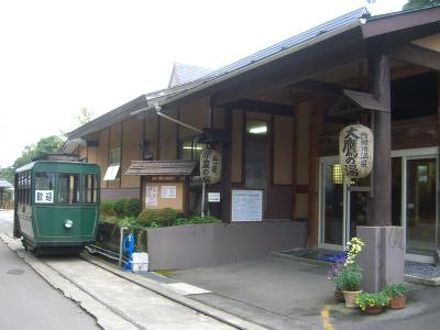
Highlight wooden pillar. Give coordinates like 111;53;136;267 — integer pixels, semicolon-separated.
221;107;233;222
307;100;323;247
368;53;392;226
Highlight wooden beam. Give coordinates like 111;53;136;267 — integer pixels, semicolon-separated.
361;7;440;39
291;79;343;95
390;44;440;71
222;99;294;117
368;53;392;227
213;41;365;106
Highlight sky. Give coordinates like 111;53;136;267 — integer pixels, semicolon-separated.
0;0;408;168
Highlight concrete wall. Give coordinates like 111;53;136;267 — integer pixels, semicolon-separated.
147;221;307;270
101;188;140;201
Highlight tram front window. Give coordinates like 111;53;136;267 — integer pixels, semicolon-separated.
58;174;80;204
35;173;55;190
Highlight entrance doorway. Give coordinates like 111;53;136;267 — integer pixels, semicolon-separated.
319;157;369;249
319;147;439;262
393;147;439;262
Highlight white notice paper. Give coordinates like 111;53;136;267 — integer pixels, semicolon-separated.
231;189;263;222
161;185;177;199
145;186;158;206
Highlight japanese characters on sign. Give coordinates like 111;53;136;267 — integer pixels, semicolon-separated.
35;190;54;204
145;185;158;206
339;124;373;179
200;149;222;185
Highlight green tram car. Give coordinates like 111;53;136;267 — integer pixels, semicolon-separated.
13;157;100;254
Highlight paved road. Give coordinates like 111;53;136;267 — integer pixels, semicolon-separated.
0;210;99;330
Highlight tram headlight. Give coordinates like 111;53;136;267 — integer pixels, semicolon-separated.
64;219;73;229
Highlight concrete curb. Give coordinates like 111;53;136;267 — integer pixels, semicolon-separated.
82;254;267;330
405;274;440;286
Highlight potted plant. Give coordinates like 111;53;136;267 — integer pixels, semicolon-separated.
335;262;363;308
384;283;407;309
355;291;389;314
327;252;347;302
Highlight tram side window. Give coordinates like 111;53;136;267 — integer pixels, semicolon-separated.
17;171;31;205
58;174;80;204
84;174;97;203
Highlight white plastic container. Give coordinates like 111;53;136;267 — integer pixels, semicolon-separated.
131;252;149;273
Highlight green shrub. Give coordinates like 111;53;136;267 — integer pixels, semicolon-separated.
102;198;141;218
187;215;221;224
137;208;183;228
100;200;116;218
124;199;141;217
114;199;127;217
117;216;141;230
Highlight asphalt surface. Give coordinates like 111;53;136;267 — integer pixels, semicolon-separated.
0;211;99;330
167;256;440;330
4;207;440;330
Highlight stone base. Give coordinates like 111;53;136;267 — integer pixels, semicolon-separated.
357;226;405;293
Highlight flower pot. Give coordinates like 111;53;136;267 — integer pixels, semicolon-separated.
390;295;406;309
362;306;384;314
342;289;362;308
334;289;345;302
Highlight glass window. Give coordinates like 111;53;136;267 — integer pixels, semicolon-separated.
109;147;121;165
35;173;55;190
246;120;268;135
178;137;205;160
84;174;97;203
58;174;80;204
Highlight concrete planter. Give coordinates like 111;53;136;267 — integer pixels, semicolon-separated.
147;221;307;271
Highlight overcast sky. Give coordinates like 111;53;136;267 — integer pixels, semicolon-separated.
0;0;408;168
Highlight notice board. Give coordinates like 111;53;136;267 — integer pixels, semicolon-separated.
231;189;263;222
144;182;184;211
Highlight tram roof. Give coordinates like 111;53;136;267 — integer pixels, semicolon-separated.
15;160;100;174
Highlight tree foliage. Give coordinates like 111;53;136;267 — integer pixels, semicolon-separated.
13;135;65;168
75;107;94;125
0;166;14;185
403;0;440;10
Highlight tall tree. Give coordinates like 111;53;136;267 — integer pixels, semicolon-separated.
75;107;94;125
403;0;440;10
0;166;14;184
13;135;65;168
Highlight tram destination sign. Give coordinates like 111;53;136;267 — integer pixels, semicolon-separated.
339;124;373;179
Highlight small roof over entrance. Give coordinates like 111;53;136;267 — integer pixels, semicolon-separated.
125;160;198;176
0;179;13;189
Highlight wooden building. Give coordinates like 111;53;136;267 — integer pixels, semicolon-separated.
66;7;440;262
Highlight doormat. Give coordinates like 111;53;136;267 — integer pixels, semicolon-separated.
405;261;440;278
277;249;343;263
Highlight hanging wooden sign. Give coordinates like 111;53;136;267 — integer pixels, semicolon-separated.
339;124;374;179
200;149;222;185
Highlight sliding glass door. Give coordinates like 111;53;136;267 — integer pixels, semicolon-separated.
319;148;439;260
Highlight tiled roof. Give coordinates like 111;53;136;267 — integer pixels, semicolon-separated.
168;63;213;87
202;7;369;81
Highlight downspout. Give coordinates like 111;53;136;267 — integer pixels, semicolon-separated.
153;103;203;134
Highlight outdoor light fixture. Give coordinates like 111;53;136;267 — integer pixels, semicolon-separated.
248;125;268;134
64;219;73;229
332;164;343;185
182;145;204;150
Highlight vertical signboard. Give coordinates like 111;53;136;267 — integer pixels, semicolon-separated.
231;189;263;222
